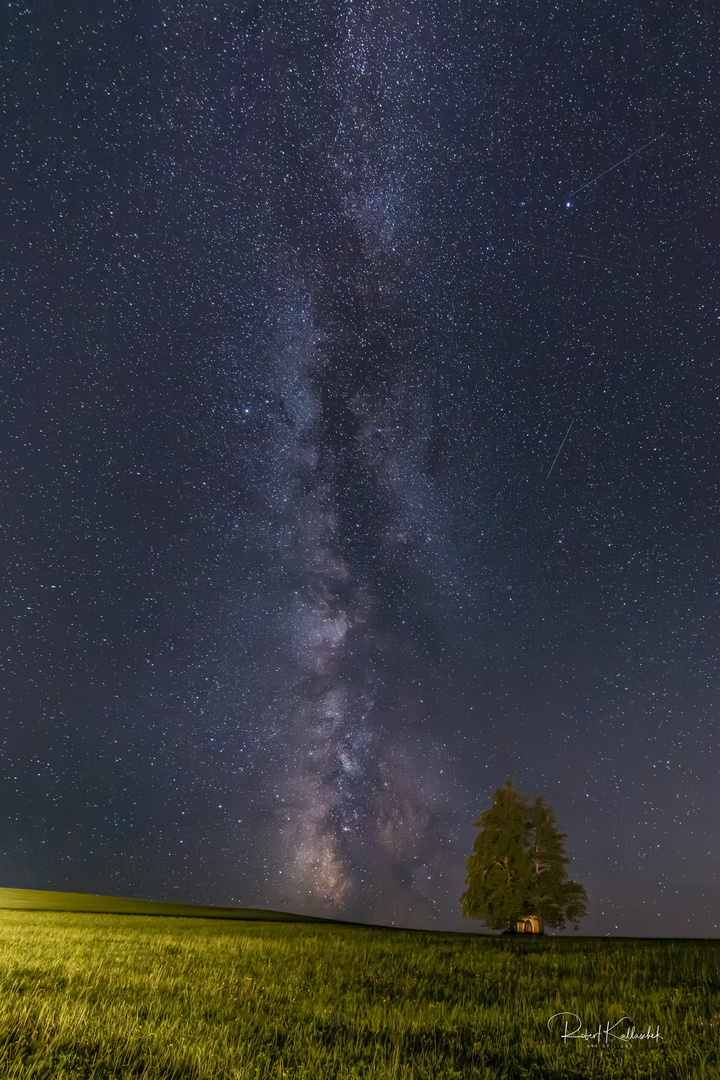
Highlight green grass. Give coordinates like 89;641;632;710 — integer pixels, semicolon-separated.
0;899;718;1079
0;887;337;923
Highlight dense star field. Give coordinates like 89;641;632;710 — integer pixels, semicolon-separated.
1;2;716;935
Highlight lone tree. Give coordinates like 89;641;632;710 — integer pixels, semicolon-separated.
460;781;588;931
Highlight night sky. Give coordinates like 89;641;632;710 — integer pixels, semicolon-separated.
2;1;717;936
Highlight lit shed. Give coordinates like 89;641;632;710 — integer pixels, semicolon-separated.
516;915;544;934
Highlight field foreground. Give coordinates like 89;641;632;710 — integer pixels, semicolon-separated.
0;907;718;1079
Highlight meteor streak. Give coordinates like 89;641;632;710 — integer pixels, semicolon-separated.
546;418;575;480
566;131;666;200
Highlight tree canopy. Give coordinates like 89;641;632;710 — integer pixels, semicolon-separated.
460;781;588;931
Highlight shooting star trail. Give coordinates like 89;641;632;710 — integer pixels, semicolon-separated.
546;419;575;480
522;241;640;271
566;131;666;200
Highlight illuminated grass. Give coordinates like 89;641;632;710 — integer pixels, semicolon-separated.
0;887;333;922
0;903;717;1078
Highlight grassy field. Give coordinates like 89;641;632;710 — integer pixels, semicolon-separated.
0;899;718;1079
0;887;336;923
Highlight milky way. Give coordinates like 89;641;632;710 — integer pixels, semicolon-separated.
249;6;465;920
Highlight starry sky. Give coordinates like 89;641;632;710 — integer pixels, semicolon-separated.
1;1;717;936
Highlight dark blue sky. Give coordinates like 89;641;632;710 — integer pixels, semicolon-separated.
1;0;717;935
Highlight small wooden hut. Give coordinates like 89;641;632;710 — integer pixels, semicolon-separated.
516;915;544;934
